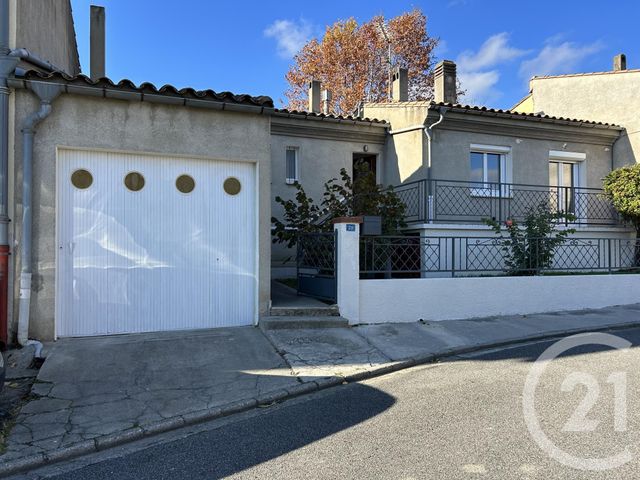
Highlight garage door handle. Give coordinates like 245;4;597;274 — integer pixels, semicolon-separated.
67;242;76;254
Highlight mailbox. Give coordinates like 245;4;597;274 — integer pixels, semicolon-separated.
360;216;382;236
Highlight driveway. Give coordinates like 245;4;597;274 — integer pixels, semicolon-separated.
3;328;298;462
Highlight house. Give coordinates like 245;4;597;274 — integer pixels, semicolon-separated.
512;53;640;172
0;1;637;345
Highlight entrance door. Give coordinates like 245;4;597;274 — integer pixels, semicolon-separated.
352;153;377;183
57;149;257;337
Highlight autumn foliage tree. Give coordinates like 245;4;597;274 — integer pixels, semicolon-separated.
284;9;439;115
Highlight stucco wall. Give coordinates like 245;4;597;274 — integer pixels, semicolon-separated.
431;128;613;188
359;275;640;324
362;103;430;185
528;72;640;169
270;121;386;268
11;90;271;340
15;0;80;75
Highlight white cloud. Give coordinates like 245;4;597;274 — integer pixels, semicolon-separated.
457;33;529;72
519;40;603;79
457;71;500;104
264;19;314;58
455;33;528;105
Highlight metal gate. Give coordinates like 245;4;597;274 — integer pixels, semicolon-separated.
296;232;337;302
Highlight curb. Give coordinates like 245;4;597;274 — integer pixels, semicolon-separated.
2;320;639;477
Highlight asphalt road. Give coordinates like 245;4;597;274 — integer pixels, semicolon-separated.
19;327;640;480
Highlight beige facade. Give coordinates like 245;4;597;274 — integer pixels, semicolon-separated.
363;102;620;189
513;69;640;169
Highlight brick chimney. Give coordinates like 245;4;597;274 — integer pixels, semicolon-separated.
434;60;457;104
308;80;321;113
392;67;408;102
613;54;627;71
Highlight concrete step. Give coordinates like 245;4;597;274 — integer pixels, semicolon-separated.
269;305;340;317
260;315;349;330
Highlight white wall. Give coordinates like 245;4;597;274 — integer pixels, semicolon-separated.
358;275;640;324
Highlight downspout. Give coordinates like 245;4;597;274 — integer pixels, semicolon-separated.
423;106;447;182
0;0;18;347
17;82;61;350
422;107;447;222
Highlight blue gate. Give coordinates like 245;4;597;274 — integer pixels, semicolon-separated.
296;232;337;302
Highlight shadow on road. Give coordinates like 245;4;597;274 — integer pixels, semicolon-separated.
51;382;396;480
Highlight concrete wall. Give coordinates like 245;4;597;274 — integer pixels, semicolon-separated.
270;118;386;271
359;275;640;324
527;71;640;169
11;90;271;340
362;102;430;185
14;0;80;74
431;127;613;188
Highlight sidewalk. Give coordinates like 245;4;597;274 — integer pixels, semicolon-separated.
2;303;640;476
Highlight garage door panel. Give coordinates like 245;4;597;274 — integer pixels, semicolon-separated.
57;150;256;337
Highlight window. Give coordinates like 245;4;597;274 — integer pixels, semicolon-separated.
469;145;511;196
124;172;145;192
71;169;93;189
223;177;241;196
285;147;298;184
176;174;195;194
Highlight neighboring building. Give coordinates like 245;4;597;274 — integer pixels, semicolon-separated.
512;53;640;170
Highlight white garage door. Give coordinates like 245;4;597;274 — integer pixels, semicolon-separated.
56;149;257;337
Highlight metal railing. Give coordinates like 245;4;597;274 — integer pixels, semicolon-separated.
360;235;640;278
394;179;621;226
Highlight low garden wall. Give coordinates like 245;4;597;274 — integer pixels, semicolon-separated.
358;274;640;324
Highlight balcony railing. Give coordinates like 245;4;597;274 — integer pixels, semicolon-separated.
394;179;622;226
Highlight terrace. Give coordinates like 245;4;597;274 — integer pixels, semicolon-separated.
394;179;622;227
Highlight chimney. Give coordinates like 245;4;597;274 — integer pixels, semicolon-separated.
321;89;332;115
392;67;408;102
434;60;457;104
308;80;321;113
613;53;627;71
90;5;106;80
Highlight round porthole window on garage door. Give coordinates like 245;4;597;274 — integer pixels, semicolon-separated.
176;174;195;194
71;169;93;189
124;172;145;192
223;177;241;196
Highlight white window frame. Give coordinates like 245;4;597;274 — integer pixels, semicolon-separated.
285;146;299;185
469;144;512;197
549;150;586;222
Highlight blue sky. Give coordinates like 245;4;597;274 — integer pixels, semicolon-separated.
70;0;639;109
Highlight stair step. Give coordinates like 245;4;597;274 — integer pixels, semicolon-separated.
269;306;339;317
260;316;349;330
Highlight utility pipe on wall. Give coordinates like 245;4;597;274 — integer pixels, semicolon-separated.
17;82;61;348
422;107;447;223
0;0;17;347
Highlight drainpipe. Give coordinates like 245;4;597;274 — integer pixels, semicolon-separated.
17;82;61;350
8;49;65;74
0;0;18;347
423;107;447;222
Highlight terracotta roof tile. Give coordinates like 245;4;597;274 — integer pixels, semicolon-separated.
16;70;274;108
